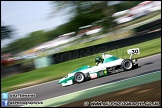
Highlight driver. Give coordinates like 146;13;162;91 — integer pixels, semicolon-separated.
95;56;103;66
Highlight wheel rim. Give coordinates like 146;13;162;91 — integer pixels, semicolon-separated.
75;74;84;82
124;61;132;69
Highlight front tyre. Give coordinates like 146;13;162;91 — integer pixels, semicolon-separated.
121;59;133;71
74;72;85;83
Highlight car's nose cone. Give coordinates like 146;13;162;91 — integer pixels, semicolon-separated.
58;79;62;84
58;78;64;84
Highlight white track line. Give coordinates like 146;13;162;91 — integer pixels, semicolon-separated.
21;70;161;107
8;53;161;93
44;70;161;101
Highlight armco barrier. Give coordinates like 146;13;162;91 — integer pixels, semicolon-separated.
52;30;161;64
1;31;161;78
135;19;161;34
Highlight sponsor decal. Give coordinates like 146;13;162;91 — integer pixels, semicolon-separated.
90;73;98;79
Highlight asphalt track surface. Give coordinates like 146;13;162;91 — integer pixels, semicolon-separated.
5;54;161;107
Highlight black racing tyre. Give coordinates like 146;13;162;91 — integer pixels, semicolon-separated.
121;59;133;71
133;64;139;69
84;73;90;80
74;72;85;83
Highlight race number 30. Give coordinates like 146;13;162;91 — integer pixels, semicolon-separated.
127;48;140;54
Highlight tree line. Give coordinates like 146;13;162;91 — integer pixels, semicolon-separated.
1;1;143;54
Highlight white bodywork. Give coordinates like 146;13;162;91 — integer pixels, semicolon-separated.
62;80;73;86
59;48;140;86
60;56;124;86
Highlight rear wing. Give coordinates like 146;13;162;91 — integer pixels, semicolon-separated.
127;48;140;59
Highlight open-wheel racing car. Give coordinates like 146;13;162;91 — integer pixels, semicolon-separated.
58;48;140;86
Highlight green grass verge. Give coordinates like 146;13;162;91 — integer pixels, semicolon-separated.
61;30;134;52
23;71;161;107
1;37;161;92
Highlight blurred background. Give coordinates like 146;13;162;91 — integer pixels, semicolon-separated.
1;1;161;78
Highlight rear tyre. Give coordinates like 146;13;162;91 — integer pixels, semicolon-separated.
133;64;138;69
121;59;133;71
74;72;85;83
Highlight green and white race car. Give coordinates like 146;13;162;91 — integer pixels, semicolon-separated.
58;48;140;86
